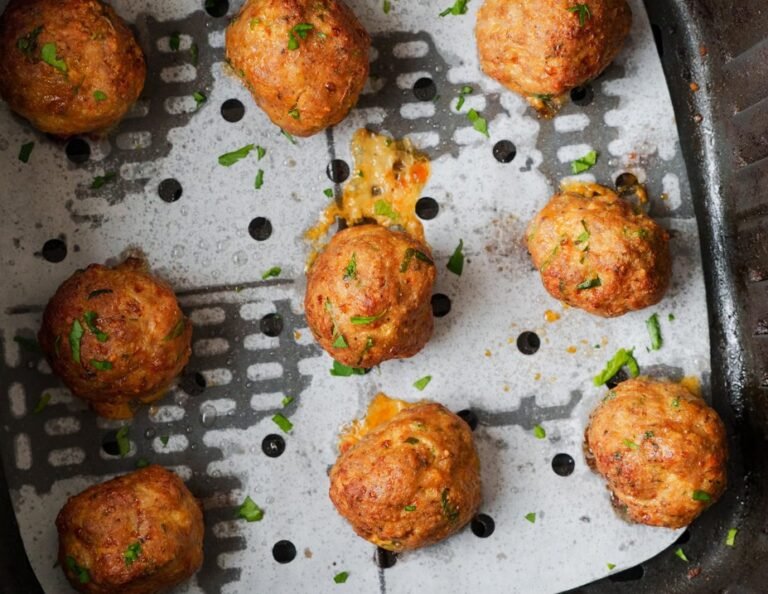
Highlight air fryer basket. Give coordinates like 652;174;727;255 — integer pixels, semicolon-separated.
1;0;767;592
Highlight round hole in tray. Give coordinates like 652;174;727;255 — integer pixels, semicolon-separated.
42;239;67;263
101;431;121;456
326;159;350;183
272;540;297;564
374;547;397;569
570;85;594;106
471;514;495;538
180;371;206;396
674;528;691;545
412;77;437;101
608;564;644;582
65;138;90;164
221;99;245;122
492;140;517;163
204;0;229;18
552;453;575;477
431;294;451;318
457;409;478;431
415;197;439;220
615;172;638;191
605;369;629;390
248;217;272;241
260;313;283;337
516;331;540;355
262;434;286;458
158;178;183;203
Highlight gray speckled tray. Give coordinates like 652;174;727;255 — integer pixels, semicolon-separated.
0;0;709;592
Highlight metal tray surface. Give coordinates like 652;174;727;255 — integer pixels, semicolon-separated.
0;0;726;592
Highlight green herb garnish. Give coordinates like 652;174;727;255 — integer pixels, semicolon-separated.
373;199;399;220
447;239;465;276
571;150;598;174
669;313;676;322
93;90;107;102
288;23;314;50
91;172;117;189
344;253;357;280
281;129;297;144
124;541;141;566
238;496;265;522
193;91;207;107
255;168;265;189
533;424;546;439
607;563;616;570
83;311;109;342
262;266;281;280
255;146;266;161
455;85;473;111
441;488;460;522
135;458;149;468
646;313;662;350
332;333;348;349
383;0;391;13
13;336;40;353
65;556;90;584
623;438;639;450
160;435;169;446
281;396;294;407
675;547;689;562
439;0;469;17
593;348;640;386
567;3;592;26
17;26;42;58
413;375;432;391
467;108;489;137
90;359;112;371
576;276;601;290
169;31;181;51
644;431;655;439
575;220;590;246
725;528;738;547
400;248;434;272
524;512;536;524
116;425;130;457
69;319;84;363
404;505;416;512
324;188;334;198
272;413;293;433
218;144;255;166
41;42;67;73
18;142;34;163
692;490;711;502
164;318;186;341
330;360;366;377
288;106;300;120
334;571;350;584
33;393;51;414
350;310;387;325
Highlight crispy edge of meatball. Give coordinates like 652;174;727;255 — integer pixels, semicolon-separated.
38;257;191;419
304;224;436;368
329;402;482;551
55;465;204;594
525;182;671;317
225;0;370;136
584;378;728;528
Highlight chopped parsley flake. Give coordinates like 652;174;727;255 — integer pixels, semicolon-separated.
334;571;350;584
675;547;689;562
238;496;265;522
90;359;113;371
440;0;469;17
219;144;255;166
262;266;281;280
69;319;84;363
324;188;334;198
288;23;314;50
330;360;366;377
669;313;676;321
533;424;546;439
692;490;711;502
383;0;391;13
169;31;181;51
164;318;186;341
272;413;293;433
282;396;294;407
447;239;465;276
576;276;601;290
160;435;170;446
646;313;663;350
288;106;300;120
567;3;592;27
644;431;655;439
281;129;297;144
193;91;207;107
726;528;738;547
65;556;90;584
575;220;590;246
135;458;149;468
404;505;416;512
593;348;640;386
33;393;51;414
18;142;34;163
17;26;42;58
350;310;387;325
41;42;67;73
83;311;109;342
623;438;639;450
91;172;117;189
93;90;107;102
255;168;265;189
413;375;432;391
441;488;460;522
455;85;473;111
466;108;489;137
332;333;348;349
13;336;40;353
524;512;536;524
607;563;616;570
116;426;130;457
400;248;434;272
571;150;598;174
344;253;357;280
256;145;266;160
373;199;399;220
124;542;141;566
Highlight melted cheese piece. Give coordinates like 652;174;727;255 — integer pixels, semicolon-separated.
306;129;430;254
338;392;416;453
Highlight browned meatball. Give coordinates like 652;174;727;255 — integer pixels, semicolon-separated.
225;0;370;136
38;257;191;419
476;0;631;111
304;224;436;368
56;465;204;594
330;402;482;551
585;378;727;528
0;0;146;136
526;183;670;317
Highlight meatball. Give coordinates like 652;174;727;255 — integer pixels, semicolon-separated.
56;465;204;594
585;378;727;528
476;0;631;112
330;402;482;551
38;257;192;419
304;224;436;368
0;0;146;136
526;183;670;317
225;0;370;136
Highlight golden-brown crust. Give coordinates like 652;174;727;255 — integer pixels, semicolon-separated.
0;0;146;136
476;0;632;98
38;257;191;419
584;378;727;528
56;465;204;594
526;183;671;317
304;224;436;368
329;403;482;551
225;0;370;136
